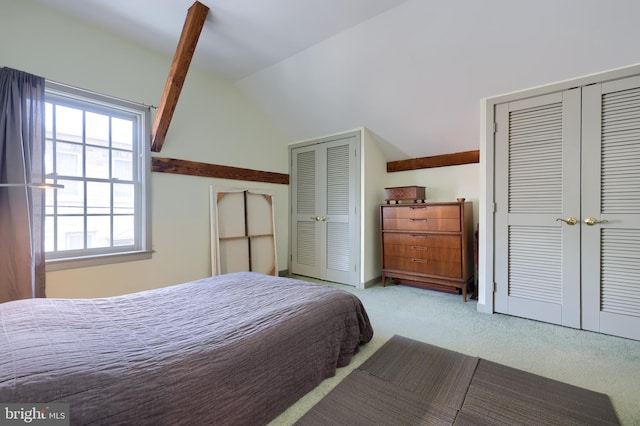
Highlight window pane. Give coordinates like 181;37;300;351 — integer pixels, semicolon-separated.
87;216;111;248
45;103;53;139
86;146;110;179
45;189;55;215
87;181;110;215
113;151;132;180
45;140;53;176
114;183;134;214
57;216;84;251
86;112;109;147
55;105;83;143
112;117;133;148
45;216;54;252
56;142;82;177
114;216;134;246
57;179;84;214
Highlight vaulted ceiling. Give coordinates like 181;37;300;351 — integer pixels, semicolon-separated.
35;0;640;161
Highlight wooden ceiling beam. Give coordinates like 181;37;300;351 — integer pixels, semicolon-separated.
152;157;290;185
151;1;209;152
387;150;480;172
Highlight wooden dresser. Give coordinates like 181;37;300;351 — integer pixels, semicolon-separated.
380;201;474;301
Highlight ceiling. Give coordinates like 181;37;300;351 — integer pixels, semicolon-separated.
34;0;407;81
34;0;640;161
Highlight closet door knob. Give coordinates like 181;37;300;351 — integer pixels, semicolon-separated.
556;217;578;225
584;217;609;226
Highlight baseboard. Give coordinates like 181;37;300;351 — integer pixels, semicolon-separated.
363;276;382;288
476;302;492;314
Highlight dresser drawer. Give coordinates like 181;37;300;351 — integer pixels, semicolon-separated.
384;244;461;263
382;205;460;220
382;205;461;232
384;256;462;278
383;233;461;249
382;218;460;232
383;233;462;262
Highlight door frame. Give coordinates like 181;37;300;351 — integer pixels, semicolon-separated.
481;63;640;315
288;129;362;287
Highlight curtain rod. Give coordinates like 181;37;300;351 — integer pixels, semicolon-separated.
46;79;158;110
1;66;157;110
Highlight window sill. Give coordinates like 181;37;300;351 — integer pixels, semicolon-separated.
46;250;153;272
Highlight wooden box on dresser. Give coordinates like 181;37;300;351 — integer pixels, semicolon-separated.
380;200;474;301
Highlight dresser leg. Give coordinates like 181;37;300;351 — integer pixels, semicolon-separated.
381;274;387;287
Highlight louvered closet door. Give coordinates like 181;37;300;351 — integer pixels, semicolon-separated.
290;135;358;286
291;144;322;279
494;89;582;327
581;75;640;340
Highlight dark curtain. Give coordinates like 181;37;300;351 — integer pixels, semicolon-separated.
0;67;46;302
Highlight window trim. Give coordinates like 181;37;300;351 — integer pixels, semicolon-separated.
44;81;152;271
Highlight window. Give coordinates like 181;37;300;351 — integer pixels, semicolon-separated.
44;82;151;270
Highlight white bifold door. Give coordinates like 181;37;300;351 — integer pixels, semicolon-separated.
495;74;640;340
290;134;359;286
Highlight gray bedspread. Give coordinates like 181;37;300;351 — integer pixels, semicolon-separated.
0;272;373;425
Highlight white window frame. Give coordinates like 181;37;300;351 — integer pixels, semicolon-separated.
45;81;152;271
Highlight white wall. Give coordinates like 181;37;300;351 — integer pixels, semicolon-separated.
1;0;288;297
361;129;390;286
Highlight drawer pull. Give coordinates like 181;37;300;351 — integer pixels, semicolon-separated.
409;206;427;210
411;246;429;251
411;234;428;239
412;258;429;263
409;218;428;222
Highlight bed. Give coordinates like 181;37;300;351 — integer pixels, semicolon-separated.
0;272;373;425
